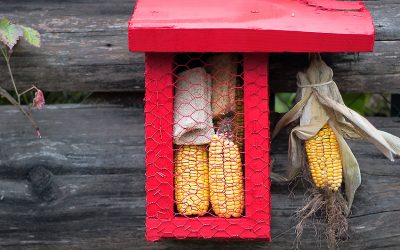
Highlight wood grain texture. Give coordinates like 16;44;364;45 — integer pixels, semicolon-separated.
0;104;399;249
0;0;399;93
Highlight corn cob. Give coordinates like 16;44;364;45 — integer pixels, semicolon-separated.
175;145;209;216
305;124;343;191
234;85;244;153
209;131;244;218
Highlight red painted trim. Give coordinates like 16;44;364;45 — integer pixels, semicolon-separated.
243;53;271;238
147;217;270;240
144;53;175;240
129;29;374;52
128;0;375;52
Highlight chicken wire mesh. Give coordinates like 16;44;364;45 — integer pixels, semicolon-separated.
173;53;245;218
144;52;270;240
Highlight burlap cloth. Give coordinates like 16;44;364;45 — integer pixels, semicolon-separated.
173;67;215;145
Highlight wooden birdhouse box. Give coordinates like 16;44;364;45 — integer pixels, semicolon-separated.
128;0;374;241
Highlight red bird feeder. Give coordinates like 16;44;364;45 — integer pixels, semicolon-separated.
128;0;374;241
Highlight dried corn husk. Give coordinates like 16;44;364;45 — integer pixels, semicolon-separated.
273;54;400;213
273;54;400;248
207;53;239;117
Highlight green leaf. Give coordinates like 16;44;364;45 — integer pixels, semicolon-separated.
342;93;368;116
275;92;296;113
20;25;40;47
0;18;23;49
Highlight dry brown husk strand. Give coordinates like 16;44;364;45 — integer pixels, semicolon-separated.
295;187;348;250
294;168;348;250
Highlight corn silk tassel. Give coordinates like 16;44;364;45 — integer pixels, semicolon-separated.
272;54;400;248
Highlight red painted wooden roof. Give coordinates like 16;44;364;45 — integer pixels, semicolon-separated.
128;0;375;52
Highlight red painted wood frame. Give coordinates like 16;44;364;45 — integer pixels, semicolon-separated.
144;53;271;241
129;0;375;53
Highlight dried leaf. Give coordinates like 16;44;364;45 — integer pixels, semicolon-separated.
378;131;400;155
300;94;329;126
315;91;399;161
332;125;360;214
288;130;304;180
271;91;312;139
32;89;45;109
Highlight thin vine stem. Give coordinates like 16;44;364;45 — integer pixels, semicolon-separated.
0;19;43;138
0;86;39;133
0;47;41;137
19;85;38;97
1;47;20;104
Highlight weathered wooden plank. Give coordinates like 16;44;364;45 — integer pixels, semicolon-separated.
392;94;400;116
0;104;399;249
366;0;400;42
0;0;399;93
270;40;400;93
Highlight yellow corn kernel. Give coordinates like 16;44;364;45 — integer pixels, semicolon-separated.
234;85;244;153
305;124;343;191
175;145;209;216
209;134;244;218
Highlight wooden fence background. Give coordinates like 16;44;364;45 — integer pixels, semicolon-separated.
0;0;399;249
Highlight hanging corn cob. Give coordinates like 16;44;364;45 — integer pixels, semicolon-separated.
272;54;400;248
175;145;210;216
306;124;342;191
209;118;244;218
